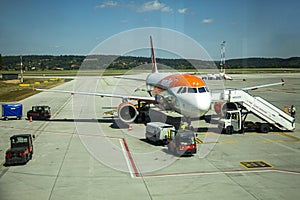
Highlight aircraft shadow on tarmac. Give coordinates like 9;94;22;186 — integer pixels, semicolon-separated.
48;118;131;129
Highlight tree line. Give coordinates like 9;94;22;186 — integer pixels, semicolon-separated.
0;54;299;71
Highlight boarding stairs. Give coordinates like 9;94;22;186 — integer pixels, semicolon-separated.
223;89;295;131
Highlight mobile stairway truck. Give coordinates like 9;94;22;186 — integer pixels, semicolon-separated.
217;89;295;134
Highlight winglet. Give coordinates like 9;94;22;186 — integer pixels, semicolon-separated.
150;36;158;73
281;79;285;86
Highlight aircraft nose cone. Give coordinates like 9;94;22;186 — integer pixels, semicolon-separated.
196;93;211;112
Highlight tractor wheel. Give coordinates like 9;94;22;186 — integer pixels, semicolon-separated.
226;126;233;134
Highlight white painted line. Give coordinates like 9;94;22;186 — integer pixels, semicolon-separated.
142;168;300;179
142;169;278;178
119;139;134;178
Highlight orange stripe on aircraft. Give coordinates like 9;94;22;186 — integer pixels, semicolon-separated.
157;74;206;89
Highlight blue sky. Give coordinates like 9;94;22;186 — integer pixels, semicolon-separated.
0;0;299;59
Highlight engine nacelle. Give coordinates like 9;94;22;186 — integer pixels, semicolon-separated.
117;102;138;123
214;102;238;116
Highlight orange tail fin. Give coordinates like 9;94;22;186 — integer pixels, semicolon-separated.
150;36;158;73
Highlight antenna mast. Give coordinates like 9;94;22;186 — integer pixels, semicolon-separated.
20;56;24;83
220;41;226;73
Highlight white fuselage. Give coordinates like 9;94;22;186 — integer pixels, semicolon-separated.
146;73;211;118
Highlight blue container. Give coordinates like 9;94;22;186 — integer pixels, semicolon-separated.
2;104;23;120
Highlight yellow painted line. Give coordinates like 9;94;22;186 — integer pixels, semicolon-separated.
104;111;115;115
262;132;300;143
43;80;48;83
102;78;112;86
262;139;284;143
19;83;30;87
34;82;41;84
195;138;238;145
279;132;300;141
195;138;202;144
220;139;238;144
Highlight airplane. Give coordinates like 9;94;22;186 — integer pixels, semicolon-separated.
35;36;284;124
35;36;212;123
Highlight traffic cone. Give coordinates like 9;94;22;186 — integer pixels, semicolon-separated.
128;124;132;131
29;116;32;122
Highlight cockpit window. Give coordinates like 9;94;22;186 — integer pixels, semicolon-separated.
198;87;209;93
198;87;206;93
177;87;183;94
188;88;197;93
178;86;209;94
181;87;187;93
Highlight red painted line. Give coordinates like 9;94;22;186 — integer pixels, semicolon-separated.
121;138;140;177
1;125;139;177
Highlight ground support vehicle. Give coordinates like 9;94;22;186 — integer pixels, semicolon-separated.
145;122;176;145
217;89;295;134
5;134;33;166
167;129;197;156
27;105;51;120
2;104;22;120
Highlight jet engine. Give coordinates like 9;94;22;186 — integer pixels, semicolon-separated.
214;102;238;116
117;102;138;123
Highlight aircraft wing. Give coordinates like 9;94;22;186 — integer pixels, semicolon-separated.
34;88;156;103
240;79;285;90
114;76;146;81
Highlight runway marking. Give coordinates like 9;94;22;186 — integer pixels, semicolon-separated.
0;125;140;178
102;78;113;86
278;132;300;141
0;168;8;179
119;139;135;178
195;138;202;144
141;168;300;178
220;139;238;144
239;161;273;169
262;139;284;143
195;137;238;145
120;138;140;178
261;132;300;144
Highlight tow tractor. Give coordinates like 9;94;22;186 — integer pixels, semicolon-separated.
145;122;197;156
27;105;51;120
5;134;33;166
167;129;197;156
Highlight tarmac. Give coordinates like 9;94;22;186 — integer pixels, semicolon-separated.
0;73;299;200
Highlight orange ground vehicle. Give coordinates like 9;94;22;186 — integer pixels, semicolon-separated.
167;130;197;156
5;134;33;165
27;106;51;120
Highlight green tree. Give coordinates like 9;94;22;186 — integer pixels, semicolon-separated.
0;54;3;70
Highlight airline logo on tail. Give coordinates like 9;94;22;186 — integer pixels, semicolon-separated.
150;36;158;73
